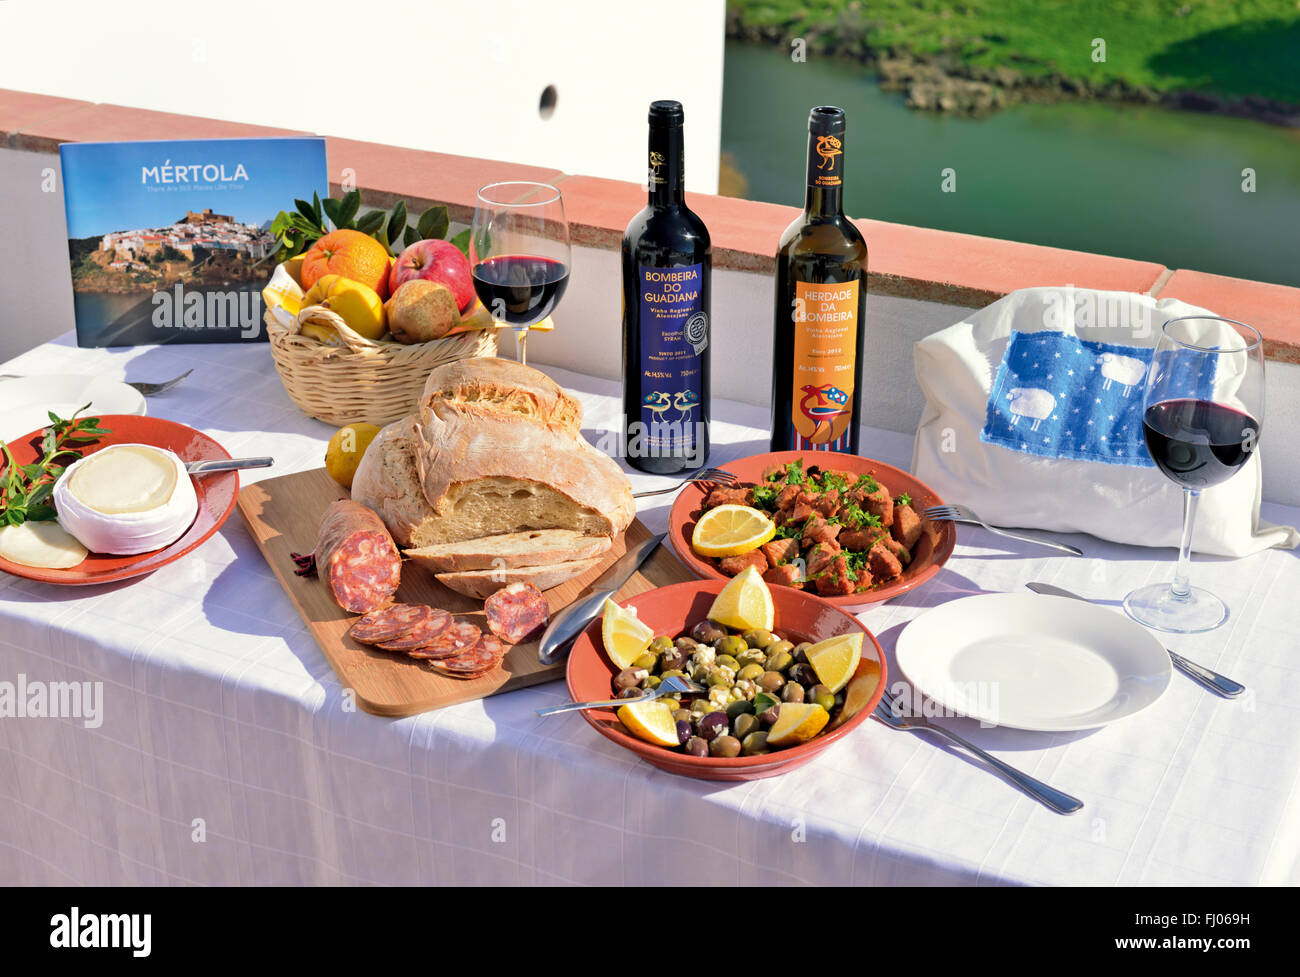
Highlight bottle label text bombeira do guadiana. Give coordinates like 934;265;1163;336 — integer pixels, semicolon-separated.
621;100;712;474
770;106;868;454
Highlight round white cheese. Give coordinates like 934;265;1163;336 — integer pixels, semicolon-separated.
54;444;199;555
0;520;88;569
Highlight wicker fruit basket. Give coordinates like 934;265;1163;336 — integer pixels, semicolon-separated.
264;307;497;427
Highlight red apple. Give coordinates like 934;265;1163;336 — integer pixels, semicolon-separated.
388;239;474;313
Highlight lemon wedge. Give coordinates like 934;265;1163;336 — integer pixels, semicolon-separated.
805;632;864;694
601;597;655;669
831;659;881;729
766;702;830;748
706;565;775;632
617;699;681;747
691;504;777;558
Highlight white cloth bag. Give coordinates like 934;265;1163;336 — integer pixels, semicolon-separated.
910;287;1297;557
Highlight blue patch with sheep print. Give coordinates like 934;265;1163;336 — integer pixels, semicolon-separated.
980;330;1214;466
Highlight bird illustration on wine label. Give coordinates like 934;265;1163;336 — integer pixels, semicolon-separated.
643;390;671;423
799;383;850;442
673;389;699;422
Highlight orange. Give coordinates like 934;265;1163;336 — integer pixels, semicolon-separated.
301;230;392;298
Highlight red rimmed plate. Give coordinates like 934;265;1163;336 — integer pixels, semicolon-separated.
566;579;886;781
0;415;238;585
668;449;955;608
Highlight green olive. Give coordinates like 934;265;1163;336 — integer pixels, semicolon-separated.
733;712;761;740
689;663;711;683
725;698;755;720
736;649;766;669
768;639;795;658
709;734;742;758
714;654;741;672
632;652;659;671
673;708;694;724
690;698;711;716
758;670;786;693
809;684;835;712
716;635;748;657
660;668;687;681
649;635;674;654
736;663;765;683
765;649;795;674
741;731;771;755
707;669;732;688
742;629;776;649
781;682;806;703
661;696;681;711
640;674;662;690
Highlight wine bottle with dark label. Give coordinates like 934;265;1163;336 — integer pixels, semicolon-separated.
769;106;868;454
621;99;711;474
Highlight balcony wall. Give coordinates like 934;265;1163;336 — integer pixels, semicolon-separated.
3;90;1299;506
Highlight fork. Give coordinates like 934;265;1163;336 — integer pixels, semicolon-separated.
873;687;1085;814
632;467;738;500
0;369;193;397
923;503;1084;557
535;674;706;717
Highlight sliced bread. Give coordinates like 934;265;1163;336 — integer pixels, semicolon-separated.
405;530;612;573
434;558;602;600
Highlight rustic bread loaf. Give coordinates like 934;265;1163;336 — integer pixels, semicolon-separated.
351;358;635;563
434;558;603;600
405;529;613;573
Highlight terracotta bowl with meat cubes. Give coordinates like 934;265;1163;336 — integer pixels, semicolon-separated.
668;450;956;608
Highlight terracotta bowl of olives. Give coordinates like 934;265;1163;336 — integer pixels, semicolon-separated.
566;580;886;781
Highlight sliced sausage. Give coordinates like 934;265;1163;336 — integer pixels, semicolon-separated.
375;608;452;651
483;582;549;645
349;603;430;644
292;500;400;613
431;635;506;677
407;621;482;661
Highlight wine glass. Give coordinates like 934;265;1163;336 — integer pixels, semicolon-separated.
470;181;570;365
1124;316;1265;633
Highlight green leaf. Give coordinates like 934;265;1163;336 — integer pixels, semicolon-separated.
337;190;361;227
417;205;449;241
354;210;386;236
295;198;317;223
403;225;419;248
288;213;320;235
449;228;471;258
41;428;56;457
385;200;408;247
25;502;56;522
312;191;324;226
752;692;780;715
321;196;343;228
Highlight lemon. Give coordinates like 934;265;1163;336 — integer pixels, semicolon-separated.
601;597;655;669
302;274;386;340
617;699;680;747
805;632;864;694
691;504;777;558
831;659;881;729
766;702;830;748
707;565;775;632
324;422;381;489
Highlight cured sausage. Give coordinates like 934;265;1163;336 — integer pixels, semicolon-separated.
431;635;506;678
349;603;429;644
483;582;549;645
406;621;482;661
293;500;401;613
375;608;452;651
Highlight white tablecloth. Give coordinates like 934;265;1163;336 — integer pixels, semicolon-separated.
3;334;1299;886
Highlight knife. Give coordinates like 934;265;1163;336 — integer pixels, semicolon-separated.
185;457;274;475
538;532;666;665
1025;581;1246;698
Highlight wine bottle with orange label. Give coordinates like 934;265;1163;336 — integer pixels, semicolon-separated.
769;106;868;454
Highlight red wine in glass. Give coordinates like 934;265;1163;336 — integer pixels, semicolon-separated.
472;255;569;328
1142;399;1258;490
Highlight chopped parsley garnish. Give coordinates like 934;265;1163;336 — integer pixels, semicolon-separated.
841;504;882;531
852;472;879;493
773;523;800;540
784;459;806;485
751;485;778;509
896;492;912;507
846;550;871;577
817;470;850;494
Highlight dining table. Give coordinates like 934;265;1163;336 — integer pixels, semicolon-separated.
2;331;1299;886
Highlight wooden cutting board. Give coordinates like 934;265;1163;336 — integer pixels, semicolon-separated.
236;467;693;716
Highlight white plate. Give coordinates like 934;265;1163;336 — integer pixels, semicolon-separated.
895;593;1172;731
0;374;146;444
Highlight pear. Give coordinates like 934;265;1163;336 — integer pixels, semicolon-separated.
385;280;460;344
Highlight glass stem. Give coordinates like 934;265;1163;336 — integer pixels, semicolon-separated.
517;327;528;366
1170;488;1200;599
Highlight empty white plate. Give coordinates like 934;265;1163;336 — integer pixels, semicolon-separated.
0;374;146;444
895;593;1172;731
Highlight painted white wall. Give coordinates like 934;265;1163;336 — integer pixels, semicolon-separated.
5;144;1299;509
0;0;725;193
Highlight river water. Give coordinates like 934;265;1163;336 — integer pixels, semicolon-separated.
722;41;1300;287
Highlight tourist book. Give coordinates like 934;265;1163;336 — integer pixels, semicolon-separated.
59;137;328;347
